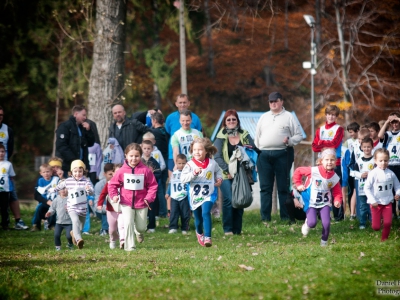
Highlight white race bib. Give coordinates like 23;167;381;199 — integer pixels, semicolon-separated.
68;187;87;205
124;173;144;190
88;153;96;166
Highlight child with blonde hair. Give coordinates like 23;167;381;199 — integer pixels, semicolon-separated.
293;148;342;246
52;160;94;249
181;138;223;247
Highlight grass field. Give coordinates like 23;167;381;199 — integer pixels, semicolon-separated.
0;205;399;299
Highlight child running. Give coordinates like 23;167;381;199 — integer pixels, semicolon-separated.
45;187;73;251
97;164;125;249
108;143;158;251
293;148;342;246
181;138;223;247
52;160;94;249
364;148;400;242
166;154;190;235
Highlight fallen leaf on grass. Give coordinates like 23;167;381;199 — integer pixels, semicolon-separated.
358;252;365;260
352;270;361;274
217;256;222;261
238;264;255;271
252;253;258;256
78;255;86;259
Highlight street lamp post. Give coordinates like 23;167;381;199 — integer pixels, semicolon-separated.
303;15;316;165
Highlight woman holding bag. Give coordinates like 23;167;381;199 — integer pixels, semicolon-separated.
214;110;257;235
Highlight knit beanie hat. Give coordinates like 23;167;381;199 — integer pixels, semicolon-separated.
70;159;86;171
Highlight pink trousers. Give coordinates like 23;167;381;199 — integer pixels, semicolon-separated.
106;210;125;245
371;204;392;242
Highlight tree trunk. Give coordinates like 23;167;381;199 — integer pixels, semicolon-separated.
334;0;350;123
284;0;289;50
315;0;321;49
204;0;215;78
53;36;64;157
88;0;126;149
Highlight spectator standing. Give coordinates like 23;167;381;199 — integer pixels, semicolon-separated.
214;109;257;235
255;92;303;222
109;104;149;151
55;105;95;178
0;106;28;229
165;94;202;172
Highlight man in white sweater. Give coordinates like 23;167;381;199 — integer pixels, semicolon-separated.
255;92;303;221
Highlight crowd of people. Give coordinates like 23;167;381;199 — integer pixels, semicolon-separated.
0;92;399;251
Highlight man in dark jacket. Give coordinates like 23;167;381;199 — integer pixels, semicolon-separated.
109;104;149;151
56;105;95;176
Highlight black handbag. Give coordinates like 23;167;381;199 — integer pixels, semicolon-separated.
231;162;253;209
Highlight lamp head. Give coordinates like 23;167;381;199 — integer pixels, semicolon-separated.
303;15;315;27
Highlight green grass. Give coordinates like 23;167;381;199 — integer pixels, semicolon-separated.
1;206;399;299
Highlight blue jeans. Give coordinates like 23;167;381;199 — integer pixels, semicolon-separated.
83;204;91;232
257;149;290;221
220;179;243;234
358;195;371;227
96;212;109;231
193;201;213;238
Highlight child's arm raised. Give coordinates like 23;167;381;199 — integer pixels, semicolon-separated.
180;163;196;184
292;166;312;191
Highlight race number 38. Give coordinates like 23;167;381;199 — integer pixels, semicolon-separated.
124;174;144;190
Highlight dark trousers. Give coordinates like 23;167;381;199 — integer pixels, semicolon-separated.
88;172;98;186
220;179;243;234
332;165;344;221
347;175;355;209
147;196;159;230
54;223;73;247
285;195;306;222
257;149;292;221
0;192;10;229
169;197;190;231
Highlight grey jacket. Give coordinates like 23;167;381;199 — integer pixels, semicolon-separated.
47;195;72;225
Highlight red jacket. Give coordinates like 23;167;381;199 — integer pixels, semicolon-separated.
108;160;158;209
293;165;343;204
97;183;115;212
312;122;344;166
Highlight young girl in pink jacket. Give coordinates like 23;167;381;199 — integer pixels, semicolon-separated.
108;143;158;251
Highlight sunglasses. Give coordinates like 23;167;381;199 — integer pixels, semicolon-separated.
226;118;237;122
269;100;279;103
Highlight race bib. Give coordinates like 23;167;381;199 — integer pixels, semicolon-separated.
88;153;96;166
68;187;87;205
124;173;144;190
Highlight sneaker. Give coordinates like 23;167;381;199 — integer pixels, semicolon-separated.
30;224;40;232
120;242;125;249
77;239;84;249
15;220;28;230
359;225;366;230
350;215;356;221
320;240;328;247
204;237;212;247
82;232;91;235
136;233;144;243
301;219;310;236
70;230;77;245
44;220;49;230
224;232;234;236
168;229;178;234
146;229;155;233
99;229;108;236
181;230;188;235
109;241;116;249
67;243;74;250
56;246;61;251
196;232;205;247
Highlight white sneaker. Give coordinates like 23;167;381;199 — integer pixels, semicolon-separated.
301;219;310;236
147;229;155;233
181;230;188;235
359;226;365;230
320;240;328;247
168;229;177;234
109;241;116;249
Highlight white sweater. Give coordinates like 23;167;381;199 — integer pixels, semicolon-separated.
364;168;400;205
